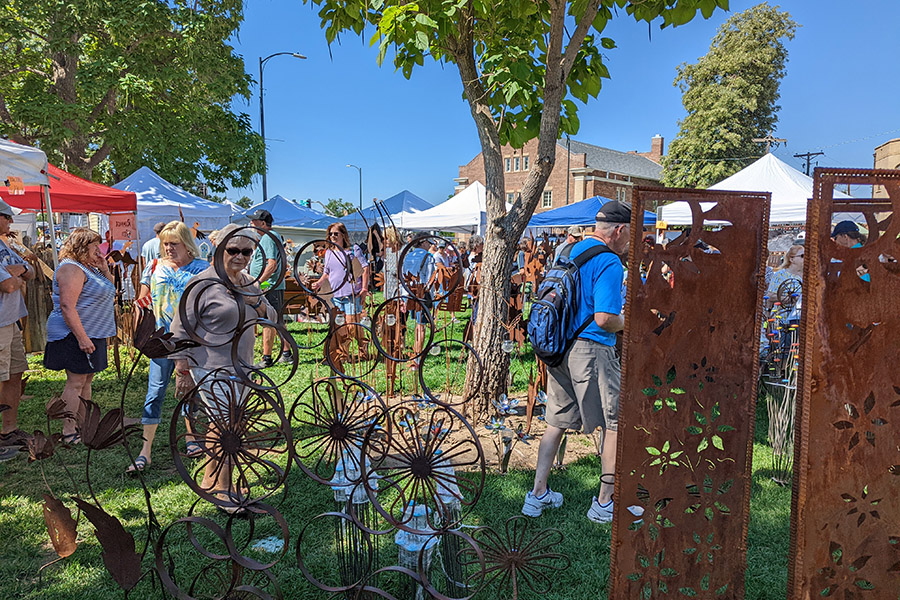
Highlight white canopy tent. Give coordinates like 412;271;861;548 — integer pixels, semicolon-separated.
0;139;57;265
393;181;492;235
113;167;232;250
658;153;860;226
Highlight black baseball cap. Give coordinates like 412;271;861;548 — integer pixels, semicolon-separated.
831;220;859;238
250;209;274;225
595;200;632;224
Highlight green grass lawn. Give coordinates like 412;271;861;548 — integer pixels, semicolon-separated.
0;318;791;599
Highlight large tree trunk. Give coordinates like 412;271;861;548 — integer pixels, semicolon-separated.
457;0;597;415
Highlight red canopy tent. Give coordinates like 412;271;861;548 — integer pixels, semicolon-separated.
1;164;136;213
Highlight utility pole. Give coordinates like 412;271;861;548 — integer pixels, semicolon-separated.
793;151;824;176
752;134;787;154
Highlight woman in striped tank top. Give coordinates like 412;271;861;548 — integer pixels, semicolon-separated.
44;228;116;443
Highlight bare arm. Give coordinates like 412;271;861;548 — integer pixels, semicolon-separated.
259;258;277;283
0;274;21;293
360;264;370;296
594;311;624;333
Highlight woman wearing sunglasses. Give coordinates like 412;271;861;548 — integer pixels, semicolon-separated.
167;224;275;511
127;221;208;473
312;222;370;369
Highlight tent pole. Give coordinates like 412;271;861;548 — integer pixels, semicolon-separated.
43;186;59;267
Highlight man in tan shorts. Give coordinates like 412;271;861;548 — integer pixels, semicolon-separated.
522;200;640;524
0;200;34;460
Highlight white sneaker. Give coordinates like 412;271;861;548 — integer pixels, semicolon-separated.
521;488;564;517
587;497;644;524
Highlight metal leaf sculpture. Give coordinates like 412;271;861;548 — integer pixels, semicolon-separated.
73;498;143;591
77;399;141;451
27;431;57;462
42;493;77;558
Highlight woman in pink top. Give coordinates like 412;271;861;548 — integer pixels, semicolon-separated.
312;222;370;368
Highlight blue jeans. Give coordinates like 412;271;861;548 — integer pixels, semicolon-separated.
142;358;175;425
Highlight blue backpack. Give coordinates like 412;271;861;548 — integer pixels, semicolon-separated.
527;243;613;367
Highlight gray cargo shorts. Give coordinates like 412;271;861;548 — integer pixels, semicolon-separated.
545;338;620;433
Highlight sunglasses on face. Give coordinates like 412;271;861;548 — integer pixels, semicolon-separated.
225;247;253;257
329;232;342;237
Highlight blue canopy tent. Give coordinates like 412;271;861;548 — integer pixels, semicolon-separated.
527;195;656;228
237;195;336;229
339;189;432;231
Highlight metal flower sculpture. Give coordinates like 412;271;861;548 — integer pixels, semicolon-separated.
289;377;389;485
171;373;293;508
363;400;485;534
459;516;570;598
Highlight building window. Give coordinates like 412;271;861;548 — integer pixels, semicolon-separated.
523;156;529;170
507;192;515;203
514;157;520;171
617;187;627;202
542;190;553;208
505;158;511;172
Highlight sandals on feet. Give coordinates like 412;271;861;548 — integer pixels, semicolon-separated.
126;455;150;475
214;491;248;516
185;440;204;458
61;432;81;446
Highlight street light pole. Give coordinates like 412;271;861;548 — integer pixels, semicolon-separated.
346;164;362;211
259;51;306;204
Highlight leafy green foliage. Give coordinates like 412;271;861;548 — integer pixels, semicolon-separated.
307;0;728;149
662;3;798;188
324;197;355;217
0;0;263;192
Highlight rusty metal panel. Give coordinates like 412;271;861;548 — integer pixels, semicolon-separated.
610;187;770;599
789;168;900;599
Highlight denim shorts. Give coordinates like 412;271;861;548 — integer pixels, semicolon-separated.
333;295;362;315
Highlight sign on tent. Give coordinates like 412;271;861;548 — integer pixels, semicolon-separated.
110;212;138;241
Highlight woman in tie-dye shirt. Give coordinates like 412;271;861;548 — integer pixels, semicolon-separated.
127;222;207;474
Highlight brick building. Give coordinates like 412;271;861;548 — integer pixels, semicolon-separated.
455;135;665;212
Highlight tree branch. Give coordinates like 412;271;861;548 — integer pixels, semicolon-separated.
0;66;50;79
84;141;112;172
88;87;117;125
561;0;602;75
452;4;506;223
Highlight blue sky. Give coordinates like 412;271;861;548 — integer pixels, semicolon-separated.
227;1;900;207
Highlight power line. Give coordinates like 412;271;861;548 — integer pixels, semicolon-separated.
669;156;762;164
818;127;900;151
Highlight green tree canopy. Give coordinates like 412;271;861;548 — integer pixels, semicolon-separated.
324;198;354;217
662;3;797;188
0;0;263;192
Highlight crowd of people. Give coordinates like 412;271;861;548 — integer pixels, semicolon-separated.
0;193;875;529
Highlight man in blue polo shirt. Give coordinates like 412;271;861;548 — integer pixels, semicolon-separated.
523;200;639;524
